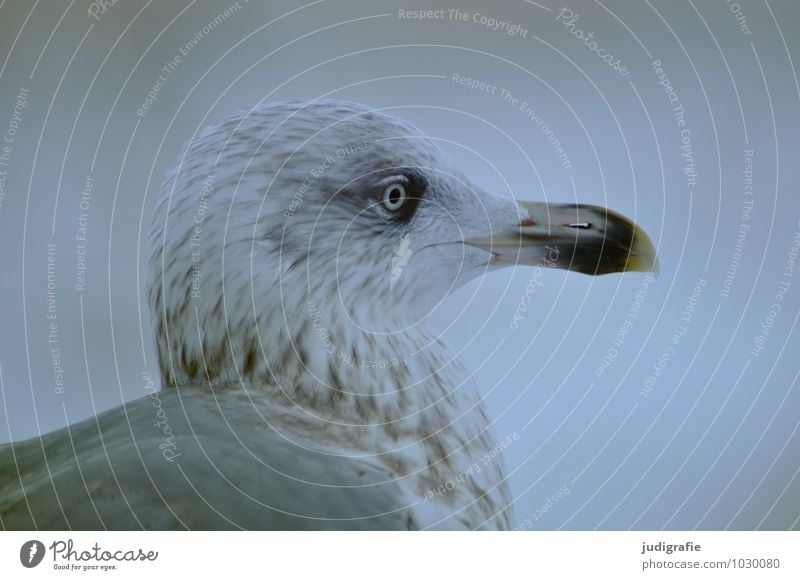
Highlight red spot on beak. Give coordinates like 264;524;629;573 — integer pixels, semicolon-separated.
519;218;536;227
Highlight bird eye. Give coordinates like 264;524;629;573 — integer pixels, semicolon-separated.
381;183;407;212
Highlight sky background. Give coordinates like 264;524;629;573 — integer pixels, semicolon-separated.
0;0;798;530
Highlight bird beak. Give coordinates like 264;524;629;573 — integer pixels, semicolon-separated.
465;202;659;276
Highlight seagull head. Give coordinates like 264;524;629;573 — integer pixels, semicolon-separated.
260;101;657;321
149;99;657;388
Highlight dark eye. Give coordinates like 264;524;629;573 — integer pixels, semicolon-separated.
381;183;407;212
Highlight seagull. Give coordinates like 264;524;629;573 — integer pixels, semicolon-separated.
0;100;657;530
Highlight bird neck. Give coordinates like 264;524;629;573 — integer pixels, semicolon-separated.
159;297;514;528
260;300;472;425
246;308;514;529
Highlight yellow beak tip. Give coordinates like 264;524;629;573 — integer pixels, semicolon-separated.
624;229;659;276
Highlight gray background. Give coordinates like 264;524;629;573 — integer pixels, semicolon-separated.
0;0;798;529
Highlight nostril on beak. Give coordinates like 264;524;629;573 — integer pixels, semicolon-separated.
567;222;592;229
